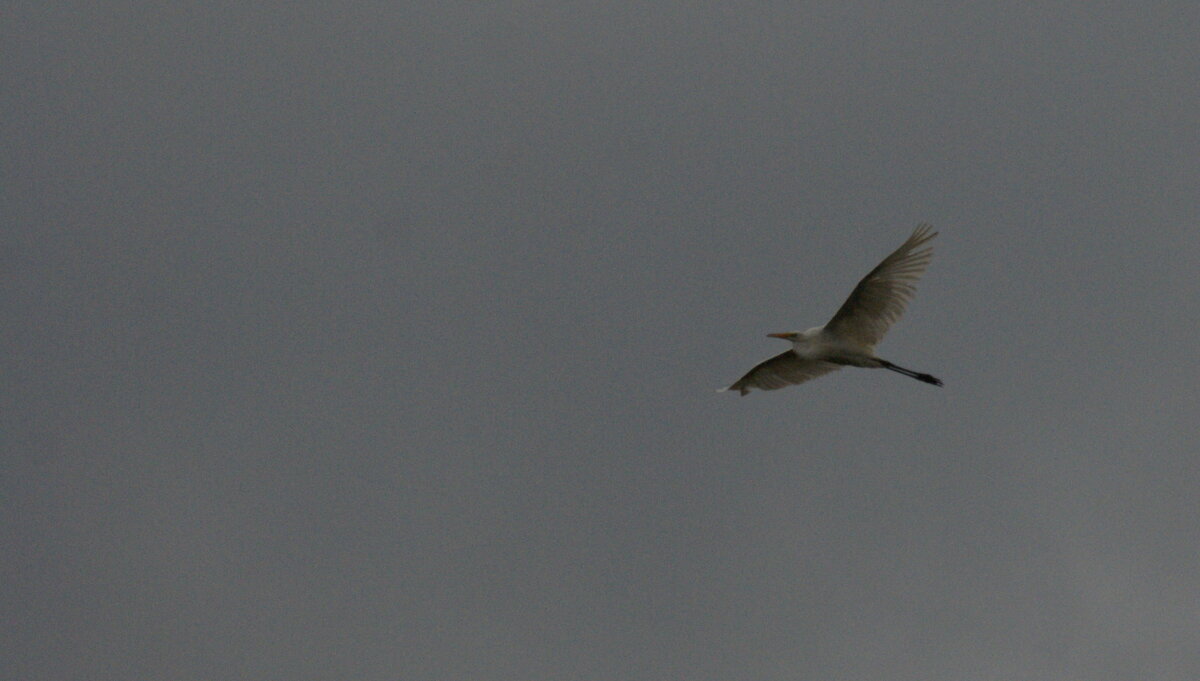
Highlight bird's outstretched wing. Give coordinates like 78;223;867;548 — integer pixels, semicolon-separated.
824;224;936;347
723;351;841;396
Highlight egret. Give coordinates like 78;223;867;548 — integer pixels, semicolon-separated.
721;224;942;395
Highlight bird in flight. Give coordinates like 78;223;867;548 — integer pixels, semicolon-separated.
722;224;942;395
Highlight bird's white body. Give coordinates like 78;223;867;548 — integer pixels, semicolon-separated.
722;225;942;395
786;326;877;367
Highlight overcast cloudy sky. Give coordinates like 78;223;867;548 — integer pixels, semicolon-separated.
6;3;1200;680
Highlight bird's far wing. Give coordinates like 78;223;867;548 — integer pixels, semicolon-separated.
723;351;841;395
824;224;937;347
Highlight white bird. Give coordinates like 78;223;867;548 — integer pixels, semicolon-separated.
722;224;942;395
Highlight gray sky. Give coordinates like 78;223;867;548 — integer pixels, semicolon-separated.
6;3;1200;680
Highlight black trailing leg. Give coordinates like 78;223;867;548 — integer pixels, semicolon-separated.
879;360;943;387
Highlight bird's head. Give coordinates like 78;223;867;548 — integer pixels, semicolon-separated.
766;332;800;341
